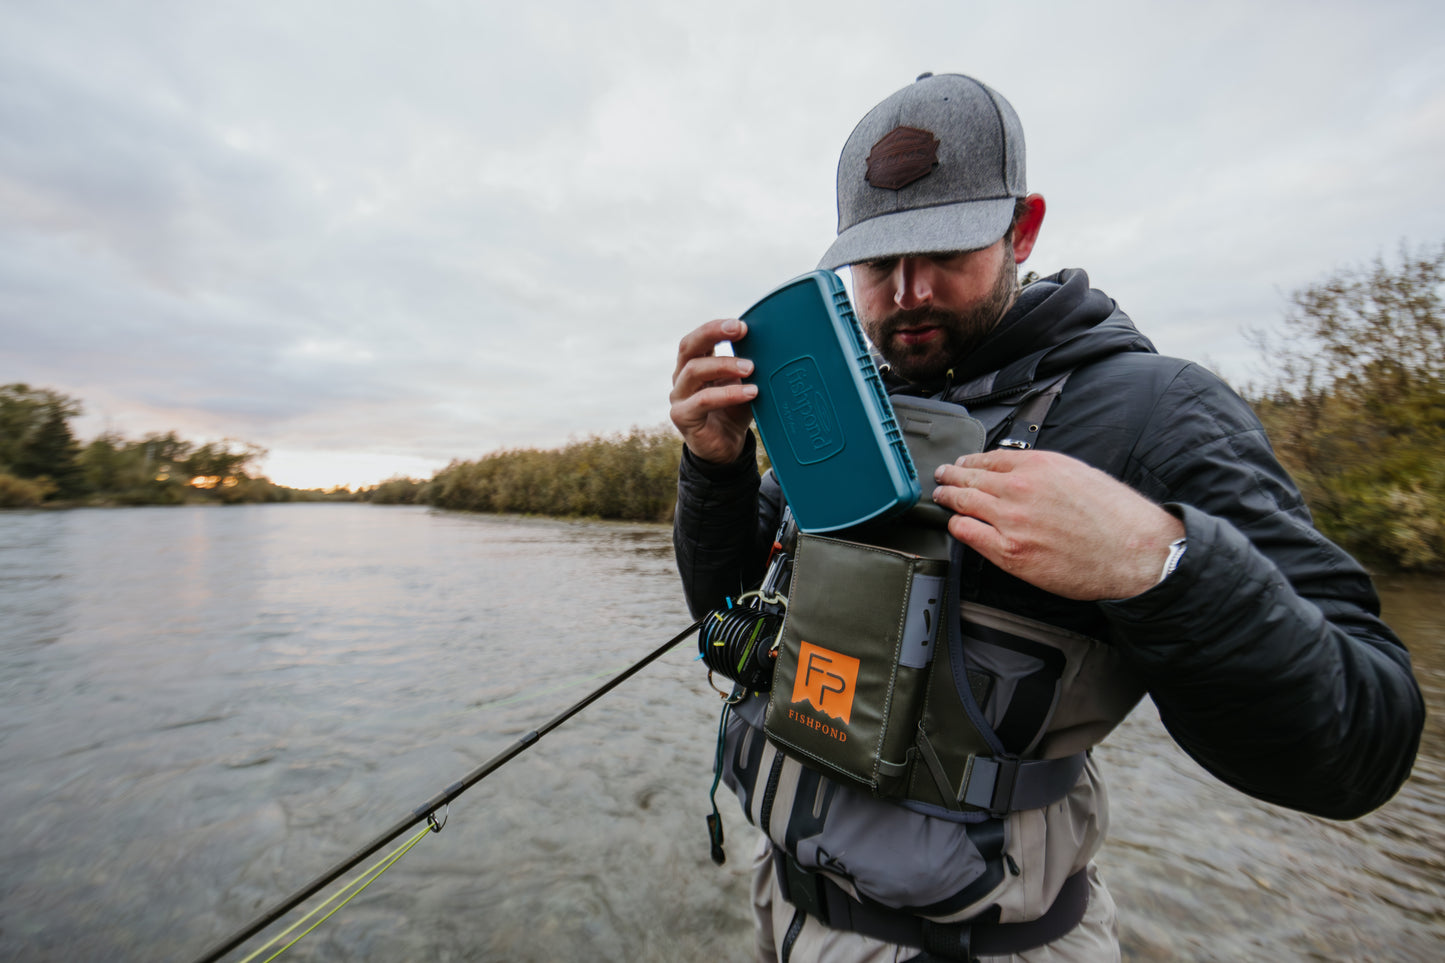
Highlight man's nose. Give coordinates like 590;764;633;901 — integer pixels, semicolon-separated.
892;257;933;310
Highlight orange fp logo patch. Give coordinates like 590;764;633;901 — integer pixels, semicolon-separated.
791;641;859;725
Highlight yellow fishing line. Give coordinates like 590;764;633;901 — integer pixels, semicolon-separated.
237;823;434;963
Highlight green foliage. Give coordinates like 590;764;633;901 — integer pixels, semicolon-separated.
428;425;688;522
1;384;81;465
0;384;308;508
1248;242;1445;571
0;384;87;498
187;439;267;482
361;476;428;504
79;432;149;498
73;430;272;505
0;472;55;508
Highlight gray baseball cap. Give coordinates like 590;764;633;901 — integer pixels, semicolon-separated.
817;73;1026;271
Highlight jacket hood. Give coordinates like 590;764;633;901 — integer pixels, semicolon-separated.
883;268;1156;403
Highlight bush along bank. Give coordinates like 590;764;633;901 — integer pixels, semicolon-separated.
424;426;685;523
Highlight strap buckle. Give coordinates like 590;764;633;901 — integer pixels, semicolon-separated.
920;919;976;962
958;755;1020;816
779;854;831;925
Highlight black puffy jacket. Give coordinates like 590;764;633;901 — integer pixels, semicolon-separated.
674;268;1424;819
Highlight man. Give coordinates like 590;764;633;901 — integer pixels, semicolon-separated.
670;73;1423;962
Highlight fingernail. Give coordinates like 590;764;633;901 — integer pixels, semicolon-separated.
933;466;945;481
737;359;754;375
722;320;742;337
742;384;758;397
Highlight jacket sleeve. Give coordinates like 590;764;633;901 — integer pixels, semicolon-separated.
1099;363;1425;819
672;433;782;618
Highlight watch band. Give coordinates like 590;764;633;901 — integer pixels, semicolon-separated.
1159;537;1188;582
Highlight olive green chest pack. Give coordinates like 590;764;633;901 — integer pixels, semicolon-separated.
761;393;1087;816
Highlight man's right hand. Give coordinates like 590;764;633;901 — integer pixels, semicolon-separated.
670;318;757;465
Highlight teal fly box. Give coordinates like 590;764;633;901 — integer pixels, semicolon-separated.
738;270;920;533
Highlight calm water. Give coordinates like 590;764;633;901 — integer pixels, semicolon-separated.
0;504;1439;962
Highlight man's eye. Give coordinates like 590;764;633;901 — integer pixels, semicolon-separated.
862;258;897;272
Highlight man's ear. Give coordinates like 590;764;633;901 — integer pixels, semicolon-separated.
1011;194;1046;263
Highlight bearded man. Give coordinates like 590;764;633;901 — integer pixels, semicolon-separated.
669;73;1423;963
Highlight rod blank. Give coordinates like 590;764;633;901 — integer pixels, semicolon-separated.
191;617;703;963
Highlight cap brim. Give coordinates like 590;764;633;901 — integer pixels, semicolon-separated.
817;197;1015;271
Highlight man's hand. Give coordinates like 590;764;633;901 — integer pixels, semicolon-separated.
932;449;1186;601
670;318;758;465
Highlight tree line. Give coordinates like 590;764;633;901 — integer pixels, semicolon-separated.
5;243;1441;571
413;427;684;521
0;389;344;507
1243;242;1444;572
361;424;770;519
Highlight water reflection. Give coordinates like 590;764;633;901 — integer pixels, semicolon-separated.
0;505;1439;962
1097;571;1444;961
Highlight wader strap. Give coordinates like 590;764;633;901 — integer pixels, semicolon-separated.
958;751;1088;817
774;853;1090;961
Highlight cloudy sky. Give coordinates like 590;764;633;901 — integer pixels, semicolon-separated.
3;1;1442;489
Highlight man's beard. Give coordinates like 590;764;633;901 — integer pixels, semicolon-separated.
866;253;1018;384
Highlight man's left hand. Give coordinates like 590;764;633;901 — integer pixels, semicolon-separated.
931;450;1186;601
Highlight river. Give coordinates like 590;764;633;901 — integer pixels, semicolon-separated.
0;504;1439;961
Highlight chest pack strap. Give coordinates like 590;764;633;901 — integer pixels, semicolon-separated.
775;853;1090;960
913;728;1088;816
993;371;1072;450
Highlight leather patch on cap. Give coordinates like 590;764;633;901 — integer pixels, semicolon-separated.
866;126;940;190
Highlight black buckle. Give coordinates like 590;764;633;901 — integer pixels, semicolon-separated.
921;919;976;962
959;755;1019;816
780;855;831;925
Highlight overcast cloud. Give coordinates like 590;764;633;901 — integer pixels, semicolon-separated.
2;1;1442;488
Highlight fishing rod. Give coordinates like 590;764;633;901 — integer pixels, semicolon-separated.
191;615;704;963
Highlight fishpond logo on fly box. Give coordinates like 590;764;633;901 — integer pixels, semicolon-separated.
771;358;844;466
